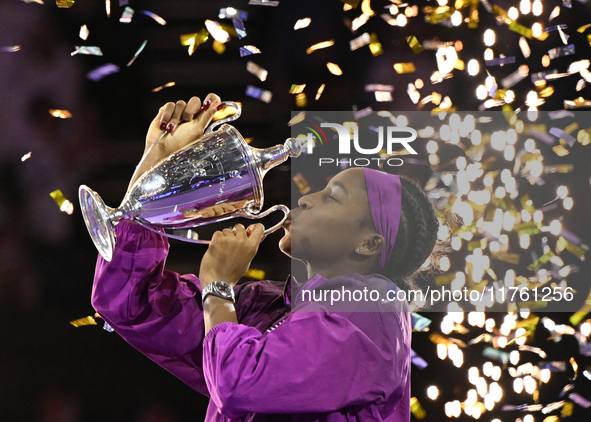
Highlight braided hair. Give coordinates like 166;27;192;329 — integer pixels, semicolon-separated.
361;175;439;293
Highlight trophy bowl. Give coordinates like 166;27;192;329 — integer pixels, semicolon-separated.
79;101;303;262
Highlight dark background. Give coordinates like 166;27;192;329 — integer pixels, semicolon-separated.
1;0;591;421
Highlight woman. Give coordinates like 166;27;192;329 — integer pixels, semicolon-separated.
91;94;439;422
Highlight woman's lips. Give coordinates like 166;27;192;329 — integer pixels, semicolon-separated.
284;212;292;227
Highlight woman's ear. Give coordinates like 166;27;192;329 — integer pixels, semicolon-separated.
359;233;384;256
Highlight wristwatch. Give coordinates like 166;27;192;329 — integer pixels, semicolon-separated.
202;281;235;306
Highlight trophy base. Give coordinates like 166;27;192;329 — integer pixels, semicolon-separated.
79;185;116;262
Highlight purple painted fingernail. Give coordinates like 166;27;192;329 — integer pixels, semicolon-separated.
160;122;167;130
202;100;211;111
166;123;175;133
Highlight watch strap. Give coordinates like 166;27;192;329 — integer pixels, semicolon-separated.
202;281;235;306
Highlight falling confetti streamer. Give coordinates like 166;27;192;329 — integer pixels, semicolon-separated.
79;25;89;40
219;7;248;20
151;82;176;92
49;109;72;119
233;18;247;39
56;0;74;8
21;152;32;162
50;190;74;215
394;62;416;74
72;46;103;56
245;85;272;103
246;62;268;81
0;46;20;53
120;6;134;24
240;45;261;56
70;316;98;327
326;62;343;75
248;0;279;5
141;10;167;25
87;63;119;81
306;40;335;54
315;84;325;100
127;40;147;66
294;18;311;30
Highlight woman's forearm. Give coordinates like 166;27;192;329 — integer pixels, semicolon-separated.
203;296;238;335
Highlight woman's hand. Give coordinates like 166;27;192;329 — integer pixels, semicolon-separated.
199;223;265;288
126;94;224;193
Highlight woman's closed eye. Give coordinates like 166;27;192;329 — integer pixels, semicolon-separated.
324;191;340;203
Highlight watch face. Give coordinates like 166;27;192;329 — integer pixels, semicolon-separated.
215;282;232;296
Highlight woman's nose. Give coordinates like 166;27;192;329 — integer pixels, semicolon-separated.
298;194;313;209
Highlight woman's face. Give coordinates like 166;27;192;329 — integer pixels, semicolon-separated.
279;167;375;264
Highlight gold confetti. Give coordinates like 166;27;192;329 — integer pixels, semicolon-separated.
340;0;360;7
326;62;343;75
553;145;569;156
180;29;209;56
70;316;98;327
105;0;110;17
578;23;591;33
50;190;74;215
212;40;226;54
294;18;311;30
244;268;266;280
315;84;326;100
56;0;74;7
21;152;32;162
556;236;587;257
295;93;307;107
288;112;306;126
213;103;241;120
49;109;72;119
289;84;306;94
509;21;533;38
369;33;383;56
293;173;311;194
394;62;416;74
306;40;335;54
539;86;554;97
410;397;426;420
406;35;423;54
562;402;574;417
569;312;589;326
578;129;590;145
151;82;175;92
491;251;520;264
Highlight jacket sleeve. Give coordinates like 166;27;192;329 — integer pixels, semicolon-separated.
90;221;209;396
202;304;407;418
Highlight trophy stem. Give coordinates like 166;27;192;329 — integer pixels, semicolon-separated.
79;185;117;262
251;138;304;176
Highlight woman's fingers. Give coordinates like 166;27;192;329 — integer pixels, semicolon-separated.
159;102;176;131
193;93;222;131
166;100;187;133
182;96;202;123
246;223;265;242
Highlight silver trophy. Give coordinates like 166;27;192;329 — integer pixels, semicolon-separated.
79;102;302;261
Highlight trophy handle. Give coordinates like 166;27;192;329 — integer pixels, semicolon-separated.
204;101;242;135
136;204;289;245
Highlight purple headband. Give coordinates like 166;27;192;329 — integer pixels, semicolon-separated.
362;168;402;270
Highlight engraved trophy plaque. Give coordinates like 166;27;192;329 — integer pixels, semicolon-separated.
79;102;303;261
